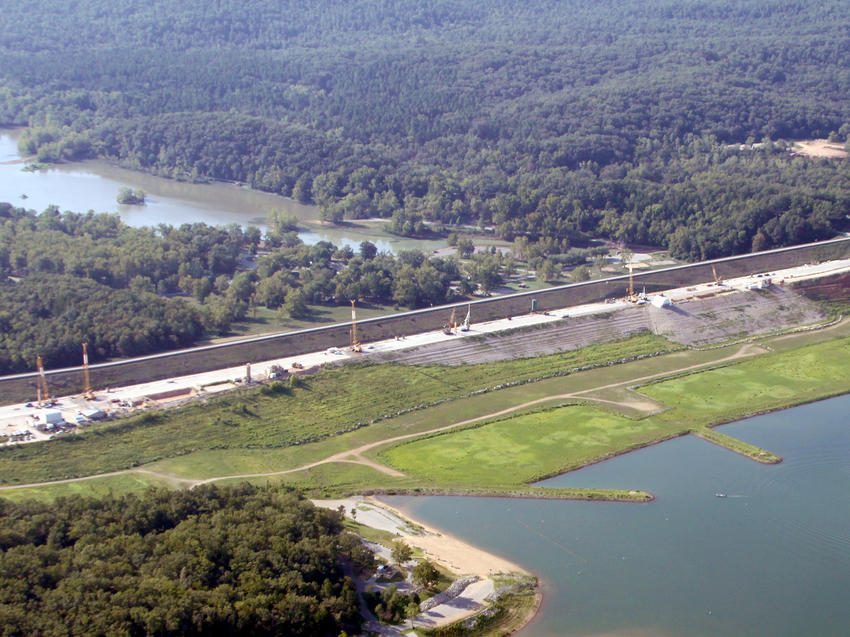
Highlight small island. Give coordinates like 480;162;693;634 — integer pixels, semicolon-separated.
116;186;146;205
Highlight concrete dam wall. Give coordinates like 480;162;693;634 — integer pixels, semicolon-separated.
2;236;849;406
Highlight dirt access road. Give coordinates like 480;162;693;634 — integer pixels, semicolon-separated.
0;339;774;492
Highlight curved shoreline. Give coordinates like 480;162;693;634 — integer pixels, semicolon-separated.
371;496;544;634
372;496;532;577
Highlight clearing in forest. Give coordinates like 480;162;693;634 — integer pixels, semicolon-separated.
791;139;848;159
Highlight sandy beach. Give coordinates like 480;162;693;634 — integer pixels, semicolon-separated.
313;495;539;632
372;497;530;577
314;496;530;577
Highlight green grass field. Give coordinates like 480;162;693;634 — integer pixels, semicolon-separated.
642;336;850;427
378;333;850;492
0;472;168;502
380;405;683;487
0;333;673;485
4;321;850;503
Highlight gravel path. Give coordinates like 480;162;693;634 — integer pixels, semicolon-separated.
0;340;770;492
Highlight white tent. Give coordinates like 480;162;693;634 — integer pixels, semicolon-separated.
42;409;63;425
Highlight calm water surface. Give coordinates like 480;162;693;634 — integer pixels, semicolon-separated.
0;131;445;253
386;394;850;636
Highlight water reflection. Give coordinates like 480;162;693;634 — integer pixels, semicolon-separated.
0;131;445;254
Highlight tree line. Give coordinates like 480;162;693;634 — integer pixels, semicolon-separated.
0;484;366;636
1;204;515;374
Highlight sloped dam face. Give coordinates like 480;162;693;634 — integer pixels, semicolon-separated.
3;237;850;405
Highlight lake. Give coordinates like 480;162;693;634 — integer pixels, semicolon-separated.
386;394;850;636
0;131;446;254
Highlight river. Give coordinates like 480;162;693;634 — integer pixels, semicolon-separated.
0;130;446;254
386;394;850;636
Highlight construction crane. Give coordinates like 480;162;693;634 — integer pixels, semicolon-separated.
711;264;723;286
460;304;471;332
443;307;457;335
625;257;640;302
350;300;362;352
36;355;53;407
82;342;95;400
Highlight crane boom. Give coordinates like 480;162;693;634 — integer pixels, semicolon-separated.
82;342;94;399
443;307;457;335
712;264;722;285
36;355;50;407
350;300;362;352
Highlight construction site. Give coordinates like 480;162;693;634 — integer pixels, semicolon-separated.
2;235;850;410
2;245;850;445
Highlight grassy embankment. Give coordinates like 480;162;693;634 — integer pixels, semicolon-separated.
4;320;850;503
0;332;674;490
379;329;850;488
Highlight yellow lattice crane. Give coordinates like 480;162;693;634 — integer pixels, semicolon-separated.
443;307;457;335
36;355;53;407
712;264;723;286
350;300;362;352
82;342;95;400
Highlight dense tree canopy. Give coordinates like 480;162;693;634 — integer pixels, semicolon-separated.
2;1;850;257
0;485;364;636
0;204;468;373
0;203;246;372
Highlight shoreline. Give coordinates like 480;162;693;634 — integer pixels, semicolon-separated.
371;496;543;633
371;496;532;578
372;496;544;634
365;486;655;503
314;495;543;633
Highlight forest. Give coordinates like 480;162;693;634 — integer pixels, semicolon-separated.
0;484;366;636
0;204;509;373
1;1;850;260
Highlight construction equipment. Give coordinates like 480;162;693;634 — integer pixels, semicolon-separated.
711;264;723;286
350;300;362;352
36;355;54;407
267;364;286;379
443;307;457;335
625;257;640;302
82;342;95;400
460;304;471;332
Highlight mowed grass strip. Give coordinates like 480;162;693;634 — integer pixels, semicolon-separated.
642;336;850;427
0;332;674;484
381;405;683;487
383;335;850;490
0;472;170;503
211;462;415;496
691;427;781;463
